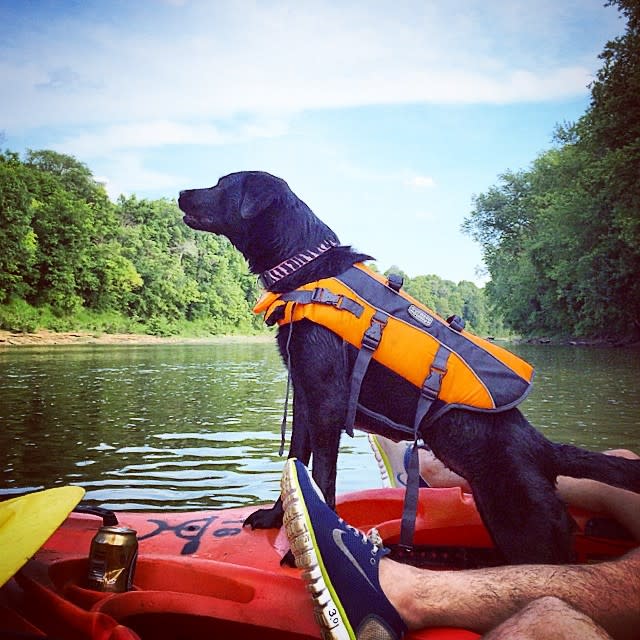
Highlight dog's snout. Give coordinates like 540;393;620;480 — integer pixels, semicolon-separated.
178;190;193;216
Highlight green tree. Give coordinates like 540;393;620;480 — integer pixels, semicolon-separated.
463;0;640;340
28;185;91;314
0;153;38;301
25;150;99;203
117;196;199;322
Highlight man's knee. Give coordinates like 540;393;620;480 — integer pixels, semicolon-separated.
483;596;612;640
523;596;580;617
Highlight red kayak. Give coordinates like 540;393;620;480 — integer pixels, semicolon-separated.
1;487;636;639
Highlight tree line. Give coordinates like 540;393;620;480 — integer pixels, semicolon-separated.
463;0;640;342
0;150;494;337
0;149;262;336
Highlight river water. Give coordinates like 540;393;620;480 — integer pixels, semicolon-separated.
1;341;638;511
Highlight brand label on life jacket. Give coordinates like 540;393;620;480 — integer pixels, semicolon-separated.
408;305;434;328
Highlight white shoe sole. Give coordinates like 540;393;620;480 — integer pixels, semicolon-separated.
367;435;395;488
281;459;353;640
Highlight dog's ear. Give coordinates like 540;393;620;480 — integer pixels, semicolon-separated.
239;173;282;219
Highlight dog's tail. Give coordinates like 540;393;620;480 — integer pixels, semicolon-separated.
553;444;640;493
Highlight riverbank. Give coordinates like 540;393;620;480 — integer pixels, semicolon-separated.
0;329;272;348
2;329;636;349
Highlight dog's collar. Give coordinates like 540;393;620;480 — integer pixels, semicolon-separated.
259;239;339;288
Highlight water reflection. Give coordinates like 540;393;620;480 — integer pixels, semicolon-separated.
513;344;640;450
1;342;638;510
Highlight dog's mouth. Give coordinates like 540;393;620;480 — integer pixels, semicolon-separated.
182;213;227;236
182;213;196;226
182;214;208;231
179;195;216;232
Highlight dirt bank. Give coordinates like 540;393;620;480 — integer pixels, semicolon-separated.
0;330;271;348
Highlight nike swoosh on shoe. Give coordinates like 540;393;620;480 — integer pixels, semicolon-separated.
332;528;376;590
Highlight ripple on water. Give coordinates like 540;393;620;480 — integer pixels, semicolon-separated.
1;342;638;509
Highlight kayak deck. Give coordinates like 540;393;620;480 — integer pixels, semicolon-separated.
1;487;635;639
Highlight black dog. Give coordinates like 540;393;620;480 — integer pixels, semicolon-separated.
179;170;640;564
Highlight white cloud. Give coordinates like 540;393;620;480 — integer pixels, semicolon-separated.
94;153;186;200
406;176;436;189
0;0;622;132
54;118;288;157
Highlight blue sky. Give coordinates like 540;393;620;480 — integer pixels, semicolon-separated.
0;1;626;284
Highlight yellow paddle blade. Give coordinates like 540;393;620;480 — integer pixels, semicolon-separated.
0;485;86;587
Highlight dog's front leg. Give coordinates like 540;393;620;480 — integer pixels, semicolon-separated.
243;384;312;530
301;378;348;513
309;421;342;510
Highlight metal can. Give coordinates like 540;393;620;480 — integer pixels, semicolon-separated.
86;525;138;592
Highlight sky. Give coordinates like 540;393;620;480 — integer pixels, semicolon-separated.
0;0;627;285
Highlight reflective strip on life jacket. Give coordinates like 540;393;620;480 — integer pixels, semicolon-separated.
253;263;534;429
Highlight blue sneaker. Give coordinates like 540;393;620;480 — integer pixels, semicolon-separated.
281;458;407;640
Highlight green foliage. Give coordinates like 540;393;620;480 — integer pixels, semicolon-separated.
0;149;263;336
0;298;42;333
0;155;38;302
463;0;640;341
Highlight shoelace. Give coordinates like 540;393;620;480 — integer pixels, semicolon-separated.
338;517;383;554
366;527;384;549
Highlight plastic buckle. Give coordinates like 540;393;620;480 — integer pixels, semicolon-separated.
387;273;404;292
421;368;445;400
362;314;388;351
311;288;341;306
447;315;466;331
420;383;439;401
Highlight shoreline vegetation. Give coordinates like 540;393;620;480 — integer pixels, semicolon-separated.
0;150;497;342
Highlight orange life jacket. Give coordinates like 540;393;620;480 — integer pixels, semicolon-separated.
254;263;534;438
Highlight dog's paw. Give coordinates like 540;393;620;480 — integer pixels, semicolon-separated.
243;503;284;530
280;549;296;568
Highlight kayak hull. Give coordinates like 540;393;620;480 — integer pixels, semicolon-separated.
1;487;635;640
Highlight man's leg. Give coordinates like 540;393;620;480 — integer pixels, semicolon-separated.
283;457;640;640
370;438;640;540
380;548;640;640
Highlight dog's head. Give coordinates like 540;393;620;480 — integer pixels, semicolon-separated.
179;171;339;274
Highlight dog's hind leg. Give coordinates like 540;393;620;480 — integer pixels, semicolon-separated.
470;463;574;564
552;443;640;493
426;410;575;564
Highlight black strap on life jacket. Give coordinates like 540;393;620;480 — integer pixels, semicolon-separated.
413;346;451;433
400;442;422;550
399;345;451;550
344;311;389;436
265;287;365;326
